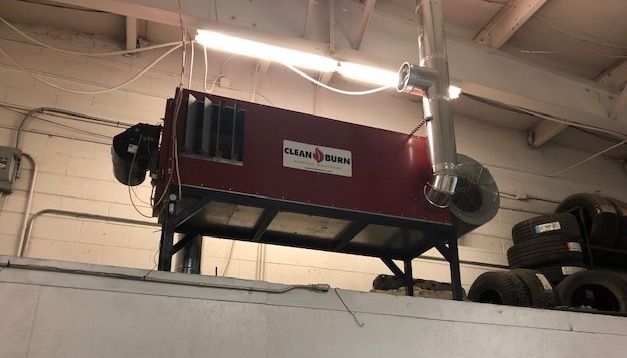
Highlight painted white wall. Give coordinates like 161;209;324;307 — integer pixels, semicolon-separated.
2;257;627;358
0;25;625;292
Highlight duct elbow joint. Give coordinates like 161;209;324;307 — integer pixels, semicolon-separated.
425;165;458;208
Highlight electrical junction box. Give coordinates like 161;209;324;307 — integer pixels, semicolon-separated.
0;146;21;194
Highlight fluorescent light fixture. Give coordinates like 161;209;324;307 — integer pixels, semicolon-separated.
195;29;462;98
337;62;398;88
195;30;338;72
448;85;462;99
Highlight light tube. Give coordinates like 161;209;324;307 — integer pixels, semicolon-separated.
195;30;338;72
195;30;462;98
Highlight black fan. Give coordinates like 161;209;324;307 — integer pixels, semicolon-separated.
450;154;500;237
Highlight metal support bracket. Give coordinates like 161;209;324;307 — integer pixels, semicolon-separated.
381;257;414;296
158;194;213;271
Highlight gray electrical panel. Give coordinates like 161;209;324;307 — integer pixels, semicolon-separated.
0;146;21;193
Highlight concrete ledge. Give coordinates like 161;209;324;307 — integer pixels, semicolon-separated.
1;255;626;358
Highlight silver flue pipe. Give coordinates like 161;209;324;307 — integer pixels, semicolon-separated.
417;0;458;207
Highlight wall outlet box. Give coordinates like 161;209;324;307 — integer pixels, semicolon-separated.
0;146;22;194
219;76;231;88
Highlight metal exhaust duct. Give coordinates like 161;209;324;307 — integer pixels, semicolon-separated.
417;0;458;208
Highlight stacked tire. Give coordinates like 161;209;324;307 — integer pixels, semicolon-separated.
468;269;556;308
556;194;627;269
467;269;627;313
556;270;627;313
508;213;587;285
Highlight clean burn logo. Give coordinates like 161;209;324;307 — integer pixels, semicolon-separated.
313;147;324;163
283;140;352;177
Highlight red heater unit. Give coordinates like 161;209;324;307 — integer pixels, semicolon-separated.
112;89;502;297
143;89;464;297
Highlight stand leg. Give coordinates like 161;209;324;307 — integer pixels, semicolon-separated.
158;224;175;271
404;259;414;296
447;237;463;301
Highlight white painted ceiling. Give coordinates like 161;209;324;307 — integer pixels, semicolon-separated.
1;0;626;160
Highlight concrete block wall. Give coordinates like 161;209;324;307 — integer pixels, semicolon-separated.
0;24;625;292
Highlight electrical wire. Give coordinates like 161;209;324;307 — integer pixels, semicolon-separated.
518;48;627;59
0;123;110;146
203;45;209;92
283;63;390;96
462;93;627;140
584;49;627;59
0;15;183;57
251;60;262;103
173;0;186;87
548;139;627;177
188;41;195;89
30;117;112;139
335;288;364;327
532;16;627;50
1;103;134;129
570;126;625;144
512;105;627;140
11;105;130;148
0;192;7;217
222;241;236;276
152;91;184;208
0;106;114;140
8;260;331;293
202;51;237;94
0;105;115;144
131;184;151;206
169;0;186;204
16;0;110;13
127;136;153;218
0;44;183;94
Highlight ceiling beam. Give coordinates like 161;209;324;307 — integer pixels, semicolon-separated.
48;0;627;135
610;84;627;121
303;0;316;37
597;60;627;89
475;0;548;48
329;0;336;53
529;50;627;148
354;0;376;50
527;120;568;148
125;16;137;50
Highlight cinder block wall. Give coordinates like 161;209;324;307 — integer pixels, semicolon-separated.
0;25;625;292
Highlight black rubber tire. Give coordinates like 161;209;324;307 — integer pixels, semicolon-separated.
556;270;627;313
468;271;531;307
606;197;627;251
507;235;584;269
556;193;620;248
372;274;403;290
511;269;556;308
511;214;581;245
537;264;588;286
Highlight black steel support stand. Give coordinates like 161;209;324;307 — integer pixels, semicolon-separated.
173;233;203;274
404;259;414;296
158;195;213;271
447;237;463;301
381;234;463;299
158;224;175;271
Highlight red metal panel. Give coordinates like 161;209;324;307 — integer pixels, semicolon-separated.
156;89;450;224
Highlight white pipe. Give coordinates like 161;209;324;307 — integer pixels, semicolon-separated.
16;153;38;257
21;209;160;257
